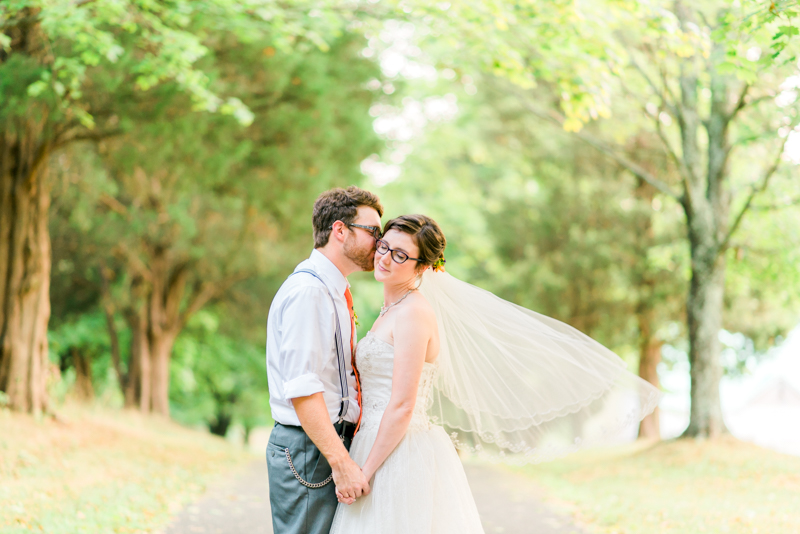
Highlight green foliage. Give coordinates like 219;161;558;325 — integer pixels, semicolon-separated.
724;196;800;350
1;0;357;132
170;310;270;435
48;27;385;413
47;311;126;404
31;0;800;431
365;77;686;363
48;312;110;360
360;0;800;372
399;0;651;130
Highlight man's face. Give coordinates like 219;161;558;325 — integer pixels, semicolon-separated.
343;205;382;272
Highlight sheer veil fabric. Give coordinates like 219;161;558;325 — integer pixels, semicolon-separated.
419;270;662;464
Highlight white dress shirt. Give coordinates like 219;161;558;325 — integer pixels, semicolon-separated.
266;249;360;426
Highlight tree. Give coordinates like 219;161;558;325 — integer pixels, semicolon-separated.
507;0;800;437
0;1;354;413
48;32;383;415
364;77;688;439
169;310;270;438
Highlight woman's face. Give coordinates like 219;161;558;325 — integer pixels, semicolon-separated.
373;229;423;286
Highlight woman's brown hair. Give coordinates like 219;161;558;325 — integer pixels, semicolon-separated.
382;214;446;269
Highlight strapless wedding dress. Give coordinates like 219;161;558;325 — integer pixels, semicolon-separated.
329;331;484;534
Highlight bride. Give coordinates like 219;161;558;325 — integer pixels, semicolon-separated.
329;214;660;534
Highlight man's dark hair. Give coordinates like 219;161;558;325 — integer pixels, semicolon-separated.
312;186;383;248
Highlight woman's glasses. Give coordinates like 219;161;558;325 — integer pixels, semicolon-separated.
376;239;423;264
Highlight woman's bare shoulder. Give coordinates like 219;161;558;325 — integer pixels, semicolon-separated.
395;291;436;329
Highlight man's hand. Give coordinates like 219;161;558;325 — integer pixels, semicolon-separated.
291;393;369;505
331;456;370;504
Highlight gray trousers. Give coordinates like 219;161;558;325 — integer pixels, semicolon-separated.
267;423;353;534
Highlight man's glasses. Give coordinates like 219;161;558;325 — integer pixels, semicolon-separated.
348;223;382;240
376;239;423;264
330;222;382;240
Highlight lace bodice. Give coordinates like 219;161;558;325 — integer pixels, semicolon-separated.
355;331;438;433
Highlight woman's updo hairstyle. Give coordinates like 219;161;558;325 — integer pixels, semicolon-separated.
382;214;446;271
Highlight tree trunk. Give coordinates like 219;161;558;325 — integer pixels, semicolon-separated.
124;303;179;416
631;176;662;440
637;319;662;439
101;267;128;395
0;132;52;415
680;33;732;438
684;231;727;438
125;304;152;412
149;330;177;416
119;242;218;416
71;347;94;401
121;263;193;416
210;411;233;437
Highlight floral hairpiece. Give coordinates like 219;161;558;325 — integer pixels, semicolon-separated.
433;256;447;273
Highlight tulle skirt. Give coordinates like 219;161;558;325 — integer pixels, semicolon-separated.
329;423;484;534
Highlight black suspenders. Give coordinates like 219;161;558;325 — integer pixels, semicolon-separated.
290;269;350;423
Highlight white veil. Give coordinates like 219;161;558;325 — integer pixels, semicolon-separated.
419;269;662;464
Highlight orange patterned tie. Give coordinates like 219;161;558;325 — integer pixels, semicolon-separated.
344;287;362;433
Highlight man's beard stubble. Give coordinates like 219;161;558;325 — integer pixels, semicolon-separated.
344;236;375;272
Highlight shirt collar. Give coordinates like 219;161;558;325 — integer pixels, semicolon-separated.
308;249;349;295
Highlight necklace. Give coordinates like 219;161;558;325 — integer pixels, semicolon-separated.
379;288;417;317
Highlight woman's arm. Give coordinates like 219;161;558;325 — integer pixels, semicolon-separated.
359;301;434;482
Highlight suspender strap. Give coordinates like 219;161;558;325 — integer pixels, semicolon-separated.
290;269;350;422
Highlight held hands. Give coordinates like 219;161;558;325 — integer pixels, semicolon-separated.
332;457;370;506
335;488;356;506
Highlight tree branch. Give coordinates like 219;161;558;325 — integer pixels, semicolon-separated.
717;147;785;255
177;272;250;333
629;53;680;118
651;111;693;185
164;264;190;328
518;97;682;200
727;83;750;121
98;194;129;216
732;128;782;147
614;67;692;185
113;245;152;282
177;282;217;332
751;194;800;211
99;264;126;390
53;127;123;150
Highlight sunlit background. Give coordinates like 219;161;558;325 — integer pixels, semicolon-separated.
356;19;800;456
3;2;800;533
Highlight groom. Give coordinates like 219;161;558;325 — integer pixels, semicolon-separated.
266;186;383;534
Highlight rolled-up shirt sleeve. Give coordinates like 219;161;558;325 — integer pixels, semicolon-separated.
278;284;336;400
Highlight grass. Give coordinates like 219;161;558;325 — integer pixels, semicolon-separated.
517;436;800;534
0;404;253;534
4;404;798;534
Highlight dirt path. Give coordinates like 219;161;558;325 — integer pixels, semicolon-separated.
159;460;587;534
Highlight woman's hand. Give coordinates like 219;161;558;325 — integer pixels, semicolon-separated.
336;464;375;505
336;487;356;505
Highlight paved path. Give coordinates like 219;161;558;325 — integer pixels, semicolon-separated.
160;460;587;534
